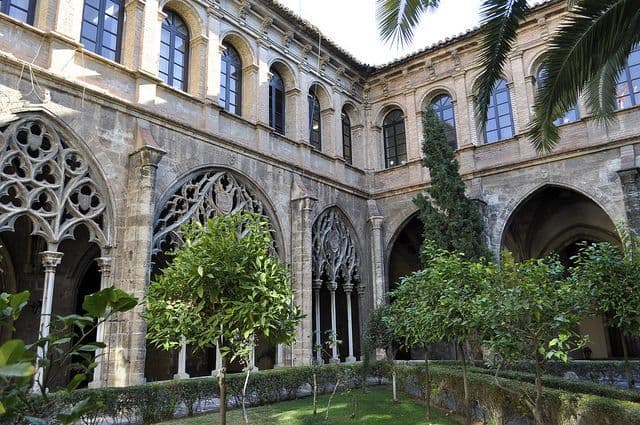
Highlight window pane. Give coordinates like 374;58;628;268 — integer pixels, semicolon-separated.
501;126;513;139
485;130;498;143
498;114;511;128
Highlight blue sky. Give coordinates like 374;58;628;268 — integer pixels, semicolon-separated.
276;0;483;65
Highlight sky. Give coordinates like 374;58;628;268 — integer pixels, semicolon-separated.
276;0;483;66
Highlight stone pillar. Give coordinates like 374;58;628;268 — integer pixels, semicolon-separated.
89;256;112;389
174;336;190;380
122;0;147;70
117;129;165;387
243;64;260;122
290;177;317;366
328;281;339;363
367;200;386;306
313;278;322;362
618;167;640;231
285;88;302;140
344;282;356;363
320;108;336;156
33;251;64;390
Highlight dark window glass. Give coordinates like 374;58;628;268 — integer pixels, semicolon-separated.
430;94;457;149
308;88;321;149
269;69;285;134
219;42;242;115
342;111;352;164
536;67;579;125
484;79;514;143
80;0;124;62
159;10;189;91
383;109;406;168
0;0;36;24
616;44;640;110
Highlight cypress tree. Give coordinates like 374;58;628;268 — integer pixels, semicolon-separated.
413;106;490;261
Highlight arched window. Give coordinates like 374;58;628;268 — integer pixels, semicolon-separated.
220;42;242;115
616;44;640;110
342;111;352;165
431;94;457;149
383;109;406;168
484;79;514;143
0;0;36;24
80;0;125;62
308;88;321;149
159;10;189;91
536;67;579;125
269;69;285;134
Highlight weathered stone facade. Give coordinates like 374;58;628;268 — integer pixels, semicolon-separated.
0;0;639;387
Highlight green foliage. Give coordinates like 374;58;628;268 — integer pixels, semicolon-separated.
413;107;489;262
376;0;440;47
0;288;137;424
145;212;302;363
363;305;397;359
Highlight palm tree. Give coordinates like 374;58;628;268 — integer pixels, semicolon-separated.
377;0;640;152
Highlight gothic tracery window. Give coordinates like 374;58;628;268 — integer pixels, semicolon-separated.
220;42;242;115
383;109;406;168
159;9;189;91
80;0;125;62
484;79;514;143
0;0;36;24
431;94;457;149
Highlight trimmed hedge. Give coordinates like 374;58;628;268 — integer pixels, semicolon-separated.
396;364;640;425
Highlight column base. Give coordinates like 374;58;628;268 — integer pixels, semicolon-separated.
345;356;357;364
88;380;103;389
173;373;190;380
329;357;340;364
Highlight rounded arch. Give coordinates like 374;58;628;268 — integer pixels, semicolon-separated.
160;0;205;38
151;165;285;262
268;59;297;90
220;31;256;67
0;110;116;252
373;103;406;127
341;101;361;126
526;48;548;80
385;210;423;292
308;82;332;110
500;184;620;262
419;86;457;110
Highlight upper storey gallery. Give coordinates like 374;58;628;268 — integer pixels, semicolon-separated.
0;0;639;177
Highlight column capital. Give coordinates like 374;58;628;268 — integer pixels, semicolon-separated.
40;251;63;271
130;145;166;169
343;283;354;293
618;167;640;185
312;279;323;290
96;257;113;278
327;281;338;291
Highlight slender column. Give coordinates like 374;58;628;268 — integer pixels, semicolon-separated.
174;336;190;380
212;343;223;375
328;281;339;363
249;338;258;372
368;200;386;307
33;251;64;391
89;257;112;388
274;344;284;368
312;279;322;363
344;283;356;363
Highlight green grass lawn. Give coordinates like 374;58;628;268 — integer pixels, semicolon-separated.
161;387;460;424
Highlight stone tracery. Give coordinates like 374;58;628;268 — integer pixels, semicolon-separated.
0;117;110;248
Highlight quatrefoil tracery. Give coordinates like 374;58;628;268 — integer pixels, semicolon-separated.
0;118;110;247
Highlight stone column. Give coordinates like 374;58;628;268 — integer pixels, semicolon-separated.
89;256;112;389
344;282;356;363
328;281;339;363
174;336;190;380
117;128;165;387
313;278;322;362
290;177;317;366
618;167;640;231
367;200;386;306
33;251;64;390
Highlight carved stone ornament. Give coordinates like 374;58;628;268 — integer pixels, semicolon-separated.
0;117;110;247
312;208;360;286
152;169;268;256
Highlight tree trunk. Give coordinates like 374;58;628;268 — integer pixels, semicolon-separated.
459;342;471;425
534;357;544;425
312;367;318;415
219;357;227;425
621;328;634;389
242;364;251;424
387;348;398;402
424;348;431;421
323;378;341;425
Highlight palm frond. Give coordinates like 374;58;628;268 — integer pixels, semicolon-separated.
529;0;640;152
474;0;529;130
376;0;440;47
585;45;631;125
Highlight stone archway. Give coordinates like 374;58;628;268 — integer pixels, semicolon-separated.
0;114;114;388
146;168;281;381
387;213;423;292
311;207;362;364
502;185;637;359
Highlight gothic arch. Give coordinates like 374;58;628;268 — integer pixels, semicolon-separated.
0;113;114;251
151;166;283;260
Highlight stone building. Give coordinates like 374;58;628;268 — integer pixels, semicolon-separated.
0;0;639;387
